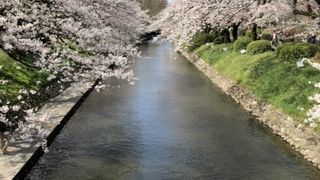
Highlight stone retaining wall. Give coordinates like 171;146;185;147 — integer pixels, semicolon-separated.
180;50;320;170
0;80;99;180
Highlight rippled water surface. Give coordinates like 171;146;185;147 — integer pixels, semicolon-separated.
26;42;320;180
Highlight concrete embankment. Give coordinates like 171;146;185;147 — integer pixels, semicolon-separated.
180;50;320;170
0;81;98;180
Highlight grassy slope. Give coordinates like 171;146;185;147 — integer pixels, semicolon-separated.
0;49;48;103
195;44;320;125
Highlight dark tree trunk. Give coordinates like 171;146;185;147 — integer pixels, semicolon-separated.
232;24;238;41
251;23;258;41
256;0;271;5
222;29;231;43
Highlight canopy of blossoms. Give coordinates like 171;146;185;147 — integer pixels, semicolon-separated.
153;0;320;48
0;0;149;144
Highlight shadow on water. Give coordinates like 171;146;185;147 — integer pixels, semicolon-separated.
25;42;320;180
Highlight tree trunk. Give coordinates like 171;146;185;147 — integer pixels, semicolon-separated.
232;24;238;42
251;23;258;41
222;29;231;43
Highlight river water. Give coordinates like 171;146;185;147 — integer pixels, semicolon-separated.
26;42;320;179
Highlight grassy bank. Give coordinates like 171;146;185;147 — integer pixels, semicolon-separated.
194;43;320;128
0;49;48;103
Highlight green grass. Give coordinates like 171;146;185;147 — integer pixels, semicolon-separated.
195;44;273;82
0;40;87;104
0;49;49;103
195;44;320;124
249;62;320;120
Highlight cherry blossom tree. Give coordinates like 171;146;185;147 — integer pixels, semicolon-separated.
154;0;320;129
0;0;149;147
154;0;320;48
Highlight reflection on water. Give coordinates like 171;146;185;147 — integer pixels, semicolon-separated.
26;42;320;180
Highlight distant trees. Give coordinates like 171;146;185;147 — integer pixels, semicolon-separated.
137;0;167;16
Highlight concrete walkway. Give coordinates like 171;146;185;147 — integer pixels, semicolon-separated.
0;82;96;180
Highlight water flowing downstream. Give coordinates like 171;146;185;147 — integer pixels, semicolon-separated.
26;42;320;179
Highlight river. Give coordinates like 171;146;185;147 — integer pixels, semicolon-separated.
26;1;320;179
26;42;320;179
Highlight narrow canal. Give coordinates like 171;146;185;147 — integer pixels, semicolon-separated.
26;42;320;179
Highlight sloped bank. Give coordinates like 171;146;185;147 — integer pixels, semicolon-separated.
179;50;320;170
0;80;99;180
